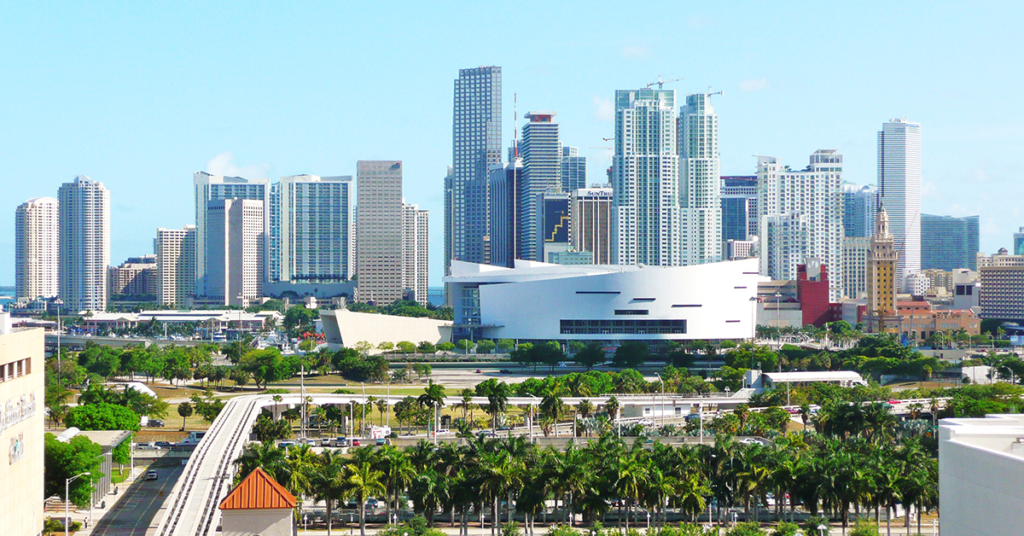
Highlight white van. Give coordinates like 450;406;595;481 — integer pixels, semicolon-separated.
179;431;206;446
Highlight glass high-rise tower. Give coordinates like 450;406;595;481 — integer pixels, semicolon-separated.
878;119;922;289
449;66;501;273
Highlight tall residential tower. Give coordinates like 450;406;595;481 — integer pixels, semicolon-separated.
678;92;722;265
15;197;59;300
519;111;561;261
156;225;196;306
276;175;353;283
58;176;110;312
612;88;680;266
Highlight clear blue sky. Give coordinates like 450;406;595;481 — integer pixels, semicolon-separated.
2;2;1021;287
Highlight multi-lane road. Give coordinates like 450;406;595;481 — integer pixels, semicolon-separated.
89;463;184;536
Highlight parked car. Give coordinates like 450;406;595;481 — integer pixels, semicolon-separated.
320;437;332;447
155;441;172;448
147;419;165;428
278;440;297;449
496;425;513;431
300;438;316;447
146;470;158;481
332;437;349;447
375;438;387;446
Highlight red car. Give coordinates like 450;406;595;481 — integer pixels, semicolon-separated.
351;439;361;447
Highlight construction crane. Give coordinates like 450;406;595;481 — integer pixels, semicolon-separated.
646;75;681;89
706;86;724;98
602;137;612;141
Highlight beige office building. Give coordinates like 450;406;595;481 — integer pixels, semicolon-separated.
156;226;197;306
15;197;59;300
355;161;403;305
0;313;45;535
207;199;266;307
108;255;158;299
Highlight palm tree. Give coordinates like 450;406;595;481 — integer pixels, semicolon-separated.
233;441;288;485
486;382;511;431
479;450;523;536
376;398;389;426
457;388;475;424
418;381;447;439
311;450;348;536
284;444;319;515
377;446;416;525
612;450;648;534
342;461;387;536
577;399;595;435
540;392;565;437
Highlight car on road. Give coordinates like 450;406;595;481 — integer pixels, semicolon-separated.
146;470;158;481
785;407;801;414
475;369;482;373
477;430;497;439
496;425;513;431
155;441;172;448
637;418;656;427
351;439;361;447
375;438;388;446
332;437;349;447
499;369;512;374
887;399;900;405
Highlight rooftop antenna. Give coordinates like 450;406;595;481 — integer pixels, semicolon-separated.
513;93;519;159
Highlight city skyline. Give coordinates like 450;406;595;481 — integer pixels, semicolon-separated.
2;3;1023;286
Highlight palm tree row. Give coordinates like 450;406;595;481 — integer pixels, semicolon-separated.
233;430;936;536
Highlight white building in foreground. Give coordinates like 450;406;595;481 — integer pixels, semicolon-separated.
939;414;1024;536
444;257;761;341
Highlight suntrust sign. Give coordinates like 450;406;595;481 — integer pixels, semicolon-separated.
0;394;37;435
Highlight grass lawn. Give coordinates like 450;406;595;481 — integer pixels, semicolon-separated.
110;467;131;484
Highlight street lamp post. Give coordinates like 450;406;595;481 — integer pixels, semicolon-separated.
66;472;90;536
654;373;665;428
774;292;782;350
698;403;703;444
55;299;63;387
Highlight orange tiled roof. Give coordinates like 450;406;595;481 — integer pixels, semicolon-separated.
218;467;297;510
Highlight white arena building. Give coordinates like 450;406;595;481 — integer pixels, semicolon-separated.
443;258;761;341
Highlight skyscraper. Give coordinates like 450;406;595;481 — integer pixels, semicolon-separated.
878;119;922;288
449;66;501;272
1015;227;1024;256
206;199;265;307
519;111;561;261
612;88;680;266
15;197;59;300
720;176;757;244
156;225;196;306
678;92;722;265
842;182;879;238
536;191;571;263
758;150;844;300
58;176;110;312
402;203;429;306
921;214;979;271
277;175;354;283
560;146;587;192
843;236;870;299
487;159;522;268
193;172;270;297
356;160;404;305
571;187;613;265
